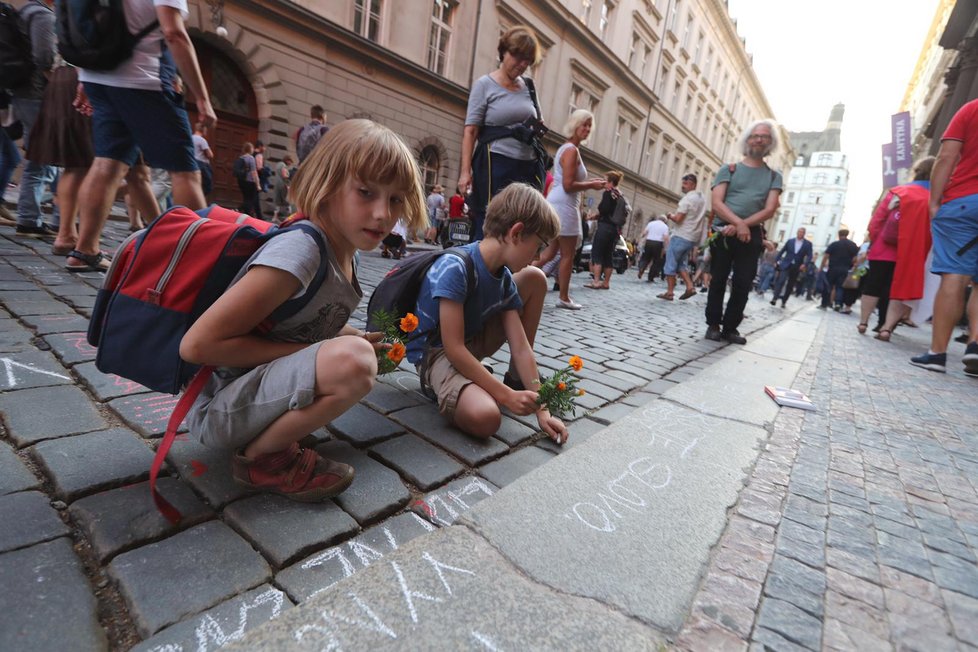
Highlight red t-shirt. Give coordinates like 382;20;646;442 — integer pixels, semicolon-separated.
941;98;978;202
448;194;466;218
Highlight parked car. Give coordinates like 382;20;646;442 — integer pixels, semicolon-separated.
575;234;630;274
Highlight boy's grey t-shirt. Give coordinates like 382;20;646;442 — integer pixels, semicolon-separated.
465;74;537;161
407;242;523;365
211;223;362;381
710;163;783;230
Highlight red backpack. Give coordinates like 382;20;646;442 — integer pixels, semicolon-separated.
88;205;328;523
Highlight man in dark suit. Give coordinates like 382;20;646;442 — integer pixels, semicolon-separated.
770;227;813;308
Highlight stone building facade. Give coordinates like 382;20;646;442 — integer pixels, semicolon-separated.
773;105;849;252
187;0;790;234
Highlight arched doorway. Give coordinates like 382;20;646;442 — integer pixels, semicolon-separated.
185;39;258;207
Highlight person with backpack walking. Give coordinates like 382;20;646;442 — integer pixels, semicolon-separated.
402;182;567;444
585;170;626;290
61;0;216;272
3;0;59;237
706;119;783;344
295;104;330;164
178;119;426;501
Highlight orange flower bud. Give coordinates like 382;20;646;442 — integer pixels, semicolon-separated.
577;389;585;396
557;382;566;391
569;355;583;372
387;342;406;364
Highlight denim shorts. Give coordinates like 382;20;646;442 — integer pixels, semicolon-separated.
663;235;696;276
931;195;978;279
84;82;198;172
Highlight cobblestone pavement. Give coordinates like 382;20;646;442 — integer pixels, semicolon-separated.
0;218;802;651
677;309;978;651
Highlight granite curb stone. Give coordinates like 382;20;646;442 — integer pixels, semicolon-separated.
0;490;70;552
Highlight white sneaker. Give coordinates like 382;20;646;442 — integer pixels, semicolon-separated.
557;299;583;310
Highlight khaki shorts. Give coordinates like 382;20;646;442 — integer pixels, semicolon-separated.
419;315;506;420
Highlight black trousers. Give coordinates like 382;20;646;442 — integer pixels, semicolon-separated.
705;232;762;332
238;182;262;219
638;240;664;280
775;265;802;305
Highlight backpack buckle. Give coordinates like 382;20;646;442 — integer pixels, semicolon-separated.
147;289;161;306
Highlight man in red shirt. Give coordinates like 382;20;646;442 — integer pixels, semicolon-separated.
911;99;978;375
448;188;467;219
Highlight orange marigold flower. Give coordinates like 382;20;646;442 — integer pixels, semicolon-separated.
557;382;567;391
387;342;406;364
400;313;419;333
577;389;586;396
569;355;583;372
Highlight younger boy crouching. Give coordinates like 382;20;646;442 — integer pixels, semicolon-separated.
406;183;569;443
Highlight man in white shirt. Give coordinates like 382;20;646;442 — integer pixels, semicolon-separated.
65;0;216;272
191;122;214;196
638;216;669;283
659;173;708;300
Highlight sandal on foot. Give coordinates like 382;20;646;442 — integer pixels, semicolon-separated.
65;249;110;272
656;292;674;300
857;322;868;335
875;329;892;342
583;282;602;289
679;288;698;300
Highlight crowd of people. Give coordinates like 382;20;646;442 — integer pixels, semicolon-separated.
1;14;976;505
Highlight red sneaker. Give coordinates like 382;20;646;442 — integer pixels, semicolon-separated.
231;443;354;501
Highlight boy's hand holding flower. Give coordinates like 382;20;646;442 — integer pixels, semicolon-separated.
534;355;584;443
368;310;418;374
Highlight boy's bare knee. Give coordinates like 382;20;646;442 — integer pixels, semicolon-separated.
456;403;501;439
515;264;547;290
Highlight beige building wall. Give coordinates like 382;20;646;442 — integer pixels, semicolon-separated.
187;0;788;238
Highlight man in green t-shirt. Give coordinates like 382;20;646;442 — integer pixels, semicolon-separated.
705;119;783;344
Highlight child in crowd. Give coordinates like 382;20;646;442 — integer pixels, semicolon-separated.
180;120;427;500
408;183;569;444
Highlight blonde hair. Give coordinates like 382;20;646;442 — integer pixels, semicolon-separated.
483;183;558;242
497;25;542;65
605;170;623;186
564;109;594;141
290;119;427;234
241;142;254;154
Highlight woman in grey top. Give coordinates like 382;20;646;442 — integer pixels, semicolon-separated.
457;25;547;240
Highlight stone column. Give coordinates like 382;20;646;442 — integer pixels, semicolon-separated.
930;40;978;153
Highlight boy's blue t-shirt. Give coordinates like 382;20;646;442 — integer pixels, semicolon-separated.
407;242;523;365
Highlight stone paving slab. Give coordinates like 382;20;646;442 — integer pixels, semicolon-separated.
31;428;155;501
411;475;499;526
394;405;510;465
328;402;406;446
223;493;359;568
662;348;801;427
69;477;214;563
0;537;107;651
0;490;69;553
477;445;555;488
369;434;465;490
1;297;75;317
535;415;607;453
361;381;427;414
0;441;39;495
462;399;769;633
108;521;272;637
74;361;152;401
164;437;255;507
314;440;411;525
19;313;92;334
275;511;438;603
232;526;663;651
132;584;294;652
0;384;109;446
108;392;185;438
40;331;98;365
0;320;34;352
0;348;73;390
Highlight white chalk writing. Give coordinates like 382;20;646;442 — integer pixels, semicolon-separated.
1;357;70;387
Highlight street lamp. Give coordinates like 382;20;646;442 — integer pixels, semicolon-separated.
205;0;227;37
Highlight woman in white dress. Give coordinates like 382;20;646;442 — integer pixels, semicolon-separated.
537;109;605;309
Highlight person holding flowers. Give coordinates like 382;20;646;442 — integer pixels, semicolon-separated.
180;120;427;502
407;183;569;444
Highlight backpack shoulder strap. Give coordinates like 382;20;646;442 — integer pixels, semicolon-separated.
443;247;476;299
523;77;543;121
267;221;329;323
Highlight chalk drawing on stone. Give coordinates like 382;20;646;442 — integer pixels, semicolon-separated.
1;356;70;387
565;457;673;533
412;477;495;526
472;630;503;651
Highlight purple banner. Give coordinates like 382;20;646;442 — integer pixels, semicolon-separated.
882;143;898;189
891;111;912;168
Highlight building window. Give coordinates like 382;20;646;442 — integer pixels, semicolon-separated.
569;82;599;116
419;145;440;191
354;0;382;41
786;191;795;203
599;1;613;40
643;133;657;175
817;153;833;166
668;0;681;33
670;81;681;112
807;214;817;225
813;172;827;185
427;0;454;75
580;0;592;25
